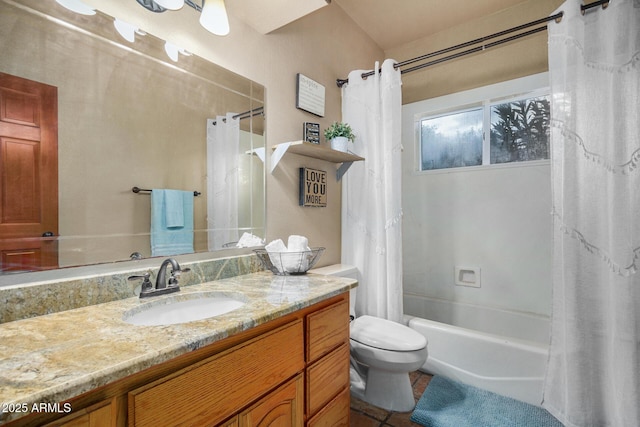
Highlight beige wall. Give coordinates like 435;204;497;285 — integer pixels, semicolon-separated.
386;0;564;104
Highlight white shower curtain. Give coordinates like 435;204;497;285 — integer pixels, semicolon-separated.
543;1;640;426
341;59;404;323
206;112;239;250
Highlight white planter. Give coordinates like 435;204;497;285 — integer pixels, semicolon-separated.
330;136;349;152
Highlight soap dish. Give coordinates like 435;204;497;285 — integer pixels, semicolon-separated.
253;247;325;275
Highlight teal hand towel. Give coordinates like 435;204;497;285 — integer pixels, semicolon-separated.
151;189;194;256
164;189;185;228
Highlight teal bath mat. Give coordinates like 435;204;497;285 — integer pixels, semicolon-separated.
411;376;563;427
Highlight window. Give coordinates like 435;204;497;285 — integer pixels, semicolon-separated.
490;96;550;164
418;92;549;171
420;107;483;171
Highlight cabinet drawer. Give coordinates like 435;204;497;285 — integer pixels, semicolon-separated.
306;300;349;363
306;387;349;427
306;343;349;417
128;320;304;427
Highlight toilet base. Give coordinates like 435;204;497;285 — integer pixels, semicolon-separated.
350;365;416;412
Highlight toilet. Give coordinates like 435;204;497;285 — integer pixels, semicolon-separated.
310;264;428;412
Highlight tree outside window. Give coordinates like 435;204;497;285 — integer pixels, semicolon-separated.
490;96;550;164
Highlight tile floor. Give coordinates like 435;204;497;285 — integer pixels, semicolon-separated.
349;371;433;427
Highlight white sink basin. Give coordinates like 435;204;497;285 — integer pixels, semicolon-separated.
123;292;246;326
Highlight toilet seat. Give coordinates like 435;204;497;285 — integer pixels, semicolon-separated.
350;315;427;351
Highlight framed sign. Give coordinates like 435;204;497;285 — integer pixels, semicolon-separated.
299;167;327;207
303;122;320;144
296;73;325;117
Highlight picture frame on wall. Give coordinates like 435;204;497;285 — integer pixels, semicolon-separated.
296;73;325;117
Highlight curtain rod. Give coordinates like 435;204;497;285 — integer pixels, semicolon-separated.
212;106;264;125
336;10;567;88
581;0;610;14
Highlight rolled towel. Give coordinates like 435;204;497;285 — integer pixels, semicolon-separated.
287;235;310;252
286;235;311;272
265;239;287;272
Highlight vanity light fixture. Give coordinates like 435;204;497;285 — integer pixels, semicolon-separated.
136;0;230;36
199;0;230;36
55;0;96;15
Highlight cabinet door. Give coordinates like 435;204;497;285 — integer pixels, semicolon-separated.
239;374;303;427
44;399;114;427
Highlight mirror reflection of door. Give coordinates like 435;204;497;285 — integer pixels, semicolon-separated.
0;72;58;273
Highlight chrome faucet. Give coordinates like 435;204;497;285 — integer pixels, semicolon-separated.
128;258;190;298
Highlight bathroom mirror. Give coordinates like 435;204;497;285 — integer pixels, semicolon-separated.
0;0;265;276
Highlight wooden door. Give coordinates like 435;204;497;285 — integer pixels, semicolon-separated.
0;72;58;272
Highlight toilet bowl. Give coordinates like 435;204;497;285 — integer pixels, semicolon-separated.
310;264;428;412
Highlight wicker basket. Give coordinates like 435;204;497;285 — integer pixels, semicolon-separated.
253;247;325;275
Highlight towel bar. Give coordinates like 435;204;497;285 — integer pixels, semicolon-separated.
132;187;201;197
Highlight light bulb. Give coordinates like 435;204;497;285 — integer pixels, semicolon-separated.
164;42;180;62
114;19;138;43
55;0;96;16
154;0;185;10
199;0;230;36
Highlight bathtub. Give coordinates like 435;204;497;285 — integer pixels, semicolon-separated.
404;298;550;406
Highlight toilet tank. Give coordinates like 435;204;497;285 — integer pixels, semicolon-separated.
310;264;358;279
310;264;358;316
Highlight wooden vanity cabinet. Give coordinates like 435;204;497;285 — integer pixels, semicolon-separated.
8;293;350;427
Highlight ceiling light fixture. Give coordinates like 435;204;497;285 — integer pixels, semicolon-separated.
55;0;96;16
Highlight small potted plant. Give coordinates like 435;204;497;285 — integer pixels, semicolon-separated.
324;122;355;152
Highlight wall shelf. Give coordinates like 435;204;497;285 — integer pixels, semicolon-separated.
271;140;364;180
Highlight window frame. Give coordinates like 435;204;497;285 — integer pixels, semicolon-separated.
414;85;550;174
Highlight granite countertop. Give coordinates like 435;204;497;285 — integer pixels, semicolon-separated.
0;271;356;424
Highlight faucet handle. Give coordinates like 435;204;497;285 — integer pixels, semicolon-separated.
128;272;153;294
168;267;190;286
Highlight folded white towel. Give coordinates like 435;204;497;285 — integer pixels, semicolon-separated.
237;232;264;248
265;238;287;252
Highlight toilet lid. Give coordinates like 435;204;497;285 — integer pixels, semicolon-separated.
350;315;427;351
